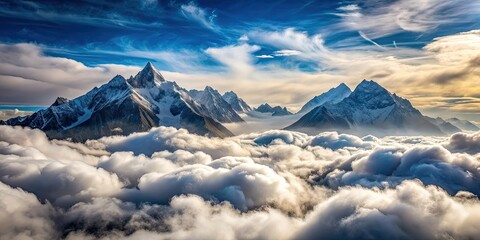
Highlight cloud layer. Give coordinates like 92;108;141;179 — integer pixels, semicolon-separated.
1;125;480;239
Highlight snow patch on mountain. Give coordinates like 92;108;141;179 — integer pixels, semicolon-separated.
287;80;443;136
1;63;236;141
222;91;252;113
298;83;351;113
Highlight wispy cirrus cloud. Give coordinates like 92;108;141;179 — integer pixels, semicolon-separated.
1;27;480;119
358;31;385;49
337;0;480;38
0;1;164;29
180;2;218;31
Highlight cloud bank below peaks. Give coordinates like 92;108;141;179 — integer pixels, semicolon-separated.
1;125;480;239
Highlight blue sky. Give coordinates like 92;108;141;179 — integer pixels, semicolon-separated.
0;0;480;120
1;0;477;69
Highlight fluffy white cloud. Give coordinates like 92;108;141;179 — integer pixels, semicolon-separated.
0;43;140;105
0;157;123;207
310;132;373;150
253;130;309;146
120;157;301;212
60;182;480;239
445;131;480;154
424;30;480;64
1;125;480;239
0;126;100;164
0;109;33;120
297;180;480;239
2;28;479;119
205;44;261;79
97;126;251;159
0;182;57;239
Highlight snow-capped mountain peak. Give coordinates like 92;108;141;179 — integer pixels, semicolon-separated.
51;97;70;107
189;86;244;123
351;80;389;98
128;62;165;88
222;91;252;113
2;63;239;141
255;103;292;116
298;83;351;113
446;118;480;131
346;80;403;110
288;79;443;136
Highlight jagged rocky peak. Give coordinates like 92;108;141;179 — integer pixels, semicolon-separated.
223;91;245;101
191;86;244;123
446;117;480;131
331;83;350;93
128;62;165;88
287;79;443;136
255;103;292;116
204;86;220;95
2;62;238;141
352;80;389;96
255;103;273;112
107;75;128;87
51;97;70;107
222;91;252;113
348;79;398;109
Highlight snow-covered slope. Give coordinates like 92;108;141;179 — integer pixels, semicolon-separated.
426;117;462;134
298;83;351;114
189;87;244;123
255;103;292;116
446;118;480;131
2;63;234;141
222;91;252;113
287;80;443;136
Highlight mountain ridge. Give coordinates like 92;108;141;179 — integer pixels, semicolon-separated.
222;91;252;113
298;83;352;114
287;80;444;136
2;66;476;139
255;103;292;116
1;63;239;141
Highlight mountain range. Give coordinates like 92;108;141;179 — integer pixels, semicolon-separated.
1;64;478;141
255;103;292;116
1;63;246;141
286;80;476;136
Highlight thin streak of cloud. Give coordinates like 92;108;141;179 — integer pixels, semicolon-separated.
256;55;274;59
337;0;480;38
180;2;218;31
359;31;385;49
0;1;164;29
273;50;302;57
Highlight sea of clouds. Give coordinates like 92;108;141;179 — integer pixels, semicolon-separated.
1;125;480;239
